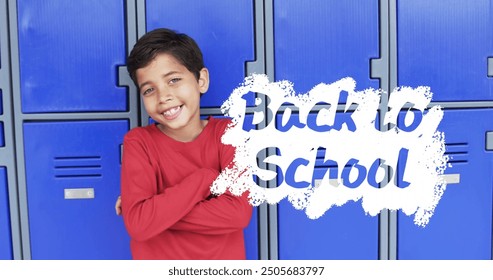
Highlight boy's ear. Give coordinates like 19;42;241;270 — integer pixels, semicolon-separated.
198;68;209;95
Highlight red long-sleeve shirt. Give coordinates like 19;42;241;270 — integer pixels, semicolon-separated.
120;117;252;259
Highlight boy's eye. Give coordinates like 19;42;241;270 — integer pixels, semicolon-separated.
169;78;181;84
141;87;154;96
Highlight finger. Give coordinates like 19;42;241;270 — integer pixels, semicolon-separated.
115;196;122;215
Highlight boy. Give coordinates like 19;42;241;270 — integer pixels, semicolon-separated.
118;28;252;259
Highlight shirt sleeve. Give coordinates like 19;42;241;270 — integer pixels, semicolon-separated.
120;131;219;242
169;119;253;235
169;190;253;235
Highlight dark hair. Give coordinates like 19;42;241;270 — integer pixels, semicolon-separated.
127;28;204;87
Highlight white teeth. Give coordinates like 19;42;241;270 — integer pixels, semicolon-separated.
163;106;180;116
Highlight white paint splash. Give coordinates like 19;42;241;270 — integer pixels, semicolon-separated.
212;74;448;227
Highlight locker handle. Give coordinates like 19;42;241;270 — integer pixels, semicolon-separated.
487;131;493;151
64;188;95;199
488;58;493;77
313;179;341;187
120;144;124;164
117;66;133;87
441;174;460;185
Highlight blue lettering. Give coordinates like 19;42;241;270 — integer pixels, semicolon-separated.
242;92;272;132
342;159;367;188
368;159;393;188
285;158;311;188
395;148;411;188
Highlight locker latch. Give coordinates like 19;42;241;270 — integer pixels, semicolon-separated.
488;58;493;77
64;188;95;199
487;131;493;151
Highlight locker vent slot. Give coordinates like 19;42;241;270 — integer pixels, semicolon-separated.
54;156;102;178
444;143;468;164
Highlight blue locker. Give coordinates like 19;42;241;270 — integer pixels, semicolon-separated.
274;0;380;96
17;0;127;113
244;206;258;260
0;167;13;259
274;0;380;259
397;109;493;259
276;113;379;259
397;0;493;101
23;120;131;259
145;0;255;107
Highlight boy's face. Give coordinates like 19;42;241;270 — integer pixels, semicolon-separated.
136;53;209;140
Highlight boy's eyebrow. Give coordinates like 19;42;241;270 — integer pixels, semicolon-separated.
138;71;182;89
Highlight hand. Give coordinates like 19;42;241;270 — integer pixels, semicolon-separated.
115;195;122;215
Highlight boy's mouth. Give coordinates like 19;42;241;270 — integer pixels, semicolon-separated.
162;105;182;120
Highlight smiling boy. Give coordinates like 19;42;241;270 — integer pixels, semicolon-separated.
119;28;252;259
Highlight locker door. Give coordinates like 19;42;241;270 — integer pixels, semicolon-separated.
0;167;12;259
23;120;131;259
17;0;127;113
244;206;258;260
145;0;255;107
273;0;380;259
397;109;493;259
274;0;380;95
276;113;379;259
397;0;493;101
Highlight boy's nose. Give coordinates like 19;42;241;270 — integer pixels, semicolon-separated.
158;88;173;103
